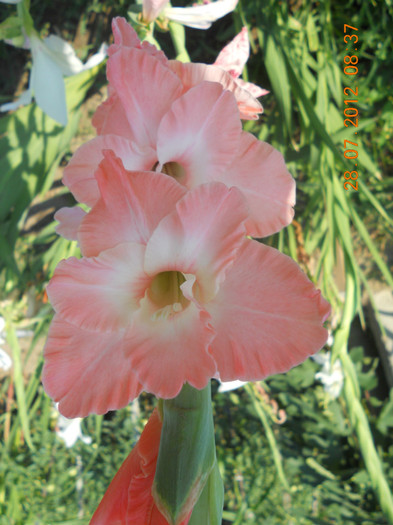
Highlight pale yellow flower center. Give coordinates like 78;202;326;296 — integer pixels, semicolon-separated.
148;271;190;320
153;161;186;182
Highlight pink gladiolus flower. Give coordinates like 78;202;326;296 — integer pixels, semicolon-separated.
43;151;330;418
90;408;191;525
61;18;294;239
214;27;269;99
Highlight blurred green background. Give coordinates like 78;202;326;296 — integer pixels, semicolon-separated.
1;0;393;523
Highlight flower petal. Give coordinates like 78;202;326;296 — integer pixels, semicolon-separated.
144;183;248;301
79;151;186;256
156;82;241;186
223;131;295;237
168;60;262;120
207;240;330;381
125;300;216;399
165;0;239;30
235;78;269;98
90;409;161;524
92;88;134;138
107;47;183;148
31;37;68;125
43;35;84;76
42;315;143;418
0;88;32;113
109;17;168;65
90;408;189;524
213;27;249;79
63;134;157;207
47;243;149;332
83;43;108;70
54;206;86;240
142;0;169;23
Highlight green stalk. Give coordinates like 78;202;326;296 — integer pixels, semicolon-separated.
168;21;190;63
153;382;221;525
245;383;289;490
333;260;393;524
4;312;35;451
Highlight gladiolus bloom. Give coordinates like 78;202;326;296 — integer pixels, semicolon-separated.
62;18;294;239
90;408;191;525
43;151;330;418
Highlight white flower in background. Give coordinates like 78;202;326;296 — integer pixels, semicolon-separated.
218;379;247;393
0;0;21;3
54;404;92;448
0;317;13;372
0;34;107;126
0;348;12;372
143;0;239;30
312;351;344;399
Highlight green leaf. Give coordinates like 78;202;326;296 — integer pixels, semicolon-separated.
3;314;35;451
0;16;22;40
153;382;216;525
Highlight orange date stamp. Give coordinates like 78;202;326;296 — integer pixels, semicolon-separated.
343;24;359;191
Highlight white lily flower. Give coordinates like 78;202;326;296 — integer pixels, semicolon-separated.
55;404;92;448
0;35;107;126
143;0;239;30
312;351;344;399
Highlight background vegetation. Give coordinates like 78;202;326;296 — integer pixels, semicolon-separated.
1;0;393;523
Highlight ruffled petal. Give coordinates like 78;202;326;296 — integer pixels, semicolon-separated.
125;300;216;399
109;17;168;65
110;16;141;52
54;206;86;240
144;183;248;301
168;60;262;120
92;89;133;138
47;243;149;332
157;82;241;187
107;47;183;148
223;131;295;237
42;315;143;418
207;240;330;382
62;134;157;207
214;27;249;78
79;151;186;257
235;78;269;98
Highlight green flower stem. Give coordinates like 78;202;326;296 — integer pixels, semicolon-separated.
168;21;191;63
153;382;219;525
